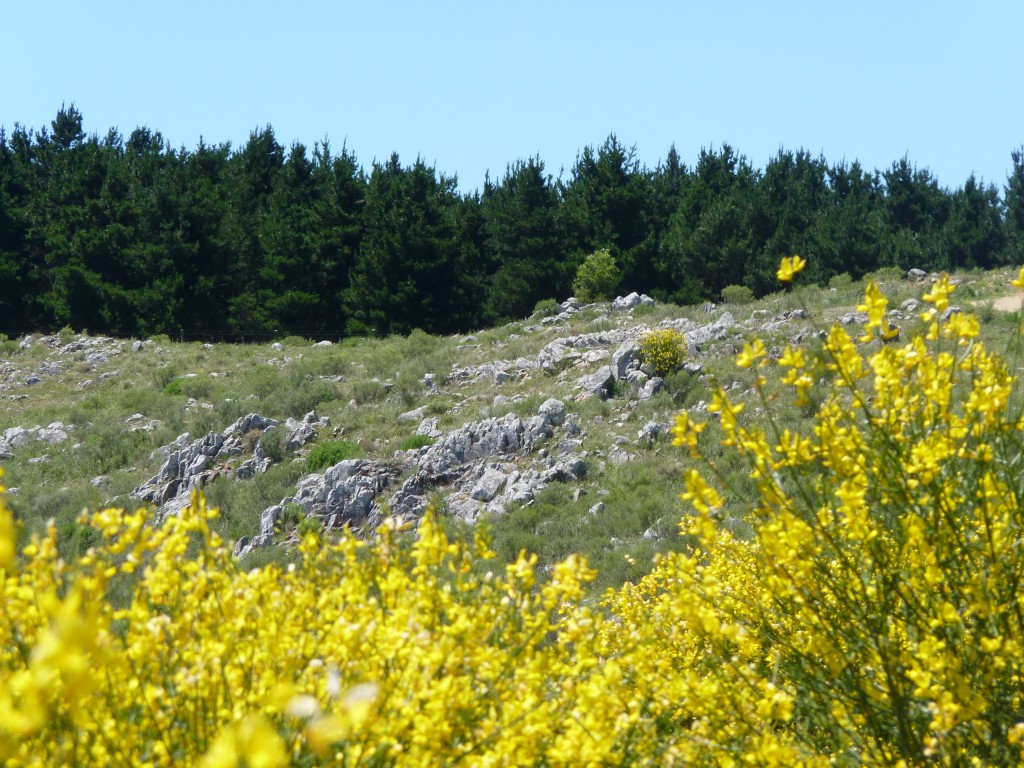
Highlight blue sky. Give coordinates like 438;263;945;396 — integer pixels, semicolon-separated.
4;1;1022;193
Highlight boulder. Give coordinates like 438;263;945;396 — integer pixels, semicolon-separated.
577;366;615;400
612;292;643;310
610;341;639;380
638;377;666;400
538;398;566;426
471;468;508;502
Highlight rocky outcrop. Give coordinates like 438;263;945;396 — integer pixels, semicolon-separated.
611;292;655;311
237;399;589;556
0;423;73;460
134;413;279;518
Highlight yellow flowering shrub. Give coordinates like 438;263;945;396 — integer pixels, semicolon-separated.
3;263;1024;765
638;327;686;377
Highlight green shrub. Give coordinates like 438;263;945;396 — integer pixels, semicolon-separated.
638;328;686;377
572;248;621;303
399;434;435;451
663;368;700;406
280;502;306;532
306;439;363;473
257;427;287;463
296;514;322;539
720;284;754;305
0;334;18;357
162;376;212;400
532;298;561;318
827;271;853;290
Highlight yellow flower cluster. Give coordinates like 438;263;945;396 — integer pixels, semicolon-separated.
3;261;1024;765
637;327;686;377
640;268;1024;764
1;491;656;766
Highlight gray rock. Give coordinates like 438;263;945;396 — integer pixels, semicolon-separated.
611;341;639;380
907;268;928;281
588;502;605;516
638;377;665;400
538;398;567;426
638;421;665;442
471;468;508;502
260;506;283;540
608;447;634;465
0;439;12;459
417;418;442;438
225;413;278;436
612;292;643;310
285;422;317;451
397;406;427;424
543;456;587;483
577;366;615;400
37;424;69;444
625;369;649;386
523;414;553;450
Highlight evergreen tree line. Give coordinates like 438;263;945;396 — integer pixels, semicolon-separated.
2;105;1024;339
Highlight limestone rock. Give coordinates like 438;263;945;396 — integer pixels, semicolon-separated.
471;468;508;502
576;366;615;400
538;398;566;426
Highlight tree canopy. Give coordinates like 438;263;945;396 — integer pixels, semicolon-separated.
1;106;1021;339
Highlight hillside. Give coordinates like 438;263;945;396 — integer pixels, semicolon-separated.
1;265;1020;588
6;261;1024;764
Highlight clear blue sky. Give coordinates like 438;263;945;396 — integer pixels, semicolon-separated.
4;1;1022;194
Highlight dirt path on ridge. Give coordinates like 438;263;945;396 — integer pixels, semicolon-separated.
992;293;1024;312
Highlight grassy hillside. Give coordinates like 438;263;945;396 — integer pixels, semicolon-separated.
1;266;1021;590
6;261;1024;765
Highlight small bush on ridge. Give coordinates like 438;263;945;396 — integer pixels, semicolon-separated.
572;248;620;303
720;284;754;305
399;434;435;451
305;439;362;473
637;328;686;377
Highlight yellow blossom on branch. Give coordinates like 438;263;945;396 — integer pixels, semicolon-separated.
1012;266;1024;289
776;254;807;283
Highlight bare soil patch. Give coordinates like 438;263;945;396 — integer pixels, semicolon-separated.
993;293;1024;312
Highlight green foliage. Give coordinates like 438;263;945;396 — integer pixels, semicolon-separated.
306;439;363;473
531;298;560;318
281;502;306;528
399;434;435;451
296;514;322;539
0;334;17;357
572;248;621;303
1;107;1022;336
719;284;754;305
827;271;853;289
257;427;287;463
637;328;686;377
